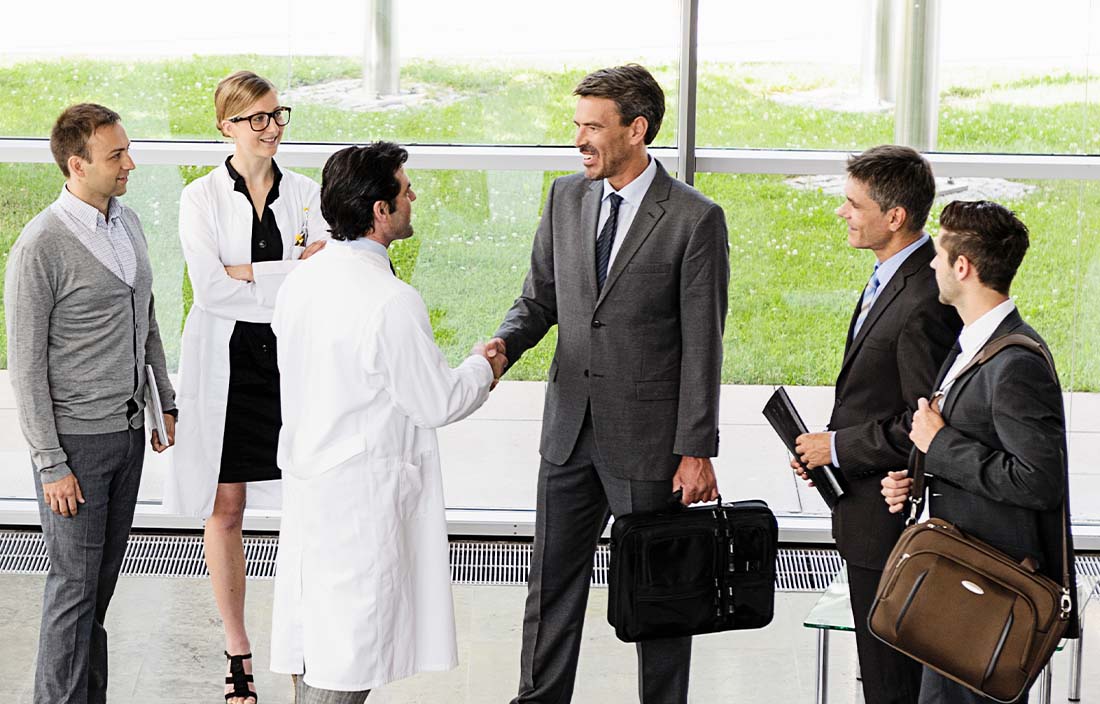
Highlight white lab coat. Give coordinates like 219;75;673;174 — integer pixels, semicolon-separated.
165;162;329;518
269;240;492;690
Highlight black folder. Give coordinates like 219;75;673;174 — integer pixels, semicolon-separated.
762;386;847;510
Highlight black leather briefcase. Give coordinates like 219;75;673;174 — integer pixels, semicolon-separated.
607;498;778;642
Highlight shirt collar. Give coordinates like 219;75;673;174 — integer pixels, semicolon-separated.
224;156;283;203
872;233;929;290
957;298;1017;360
333;236;390;259
601;155;657;206
57;184;119;228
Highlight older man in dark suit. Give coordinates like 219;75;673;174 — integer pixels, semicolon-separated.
486;64;729;704
882;200;1078;703
794;145;962;704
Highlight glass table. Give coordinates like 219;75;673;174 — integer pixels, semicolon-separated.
803;569;1097;704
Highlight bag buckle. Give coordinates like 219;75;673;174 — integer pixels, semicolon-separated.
1060;590;1072;618
906;496;922;526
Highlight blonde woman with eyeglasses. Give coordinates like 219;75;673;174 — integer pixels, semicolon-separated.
166;70;329;704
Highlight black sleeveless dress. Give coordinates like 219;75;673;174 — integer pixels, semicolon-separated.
218;157;283;484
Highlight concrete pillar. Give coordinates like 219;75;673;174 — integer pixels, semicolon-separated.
363;0;399;97
894;0;941;151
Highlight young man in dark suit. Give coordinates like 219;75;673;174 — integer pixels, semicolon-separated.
794;145;961;704
487;64;729;703
882;200;1078;703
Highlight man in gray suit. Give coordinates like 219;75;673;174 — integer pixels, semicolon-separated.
487;64;730;704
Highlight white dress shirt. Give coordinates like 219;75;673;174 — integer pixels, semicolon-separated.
51;186;136;286
936;298;1017;403
598;155;659;270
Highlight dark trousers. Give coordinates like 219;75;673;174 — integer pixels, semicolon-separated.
848;563;923;704
918;668;1029;704
513;416;691;704
32;429;144;704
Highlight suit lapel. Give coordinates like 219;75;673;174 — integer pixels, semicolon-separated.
843;294;863;354
579;179;602;300
932;344;961;391
839;239;935;375
595;164;670;306
940;310;1025;419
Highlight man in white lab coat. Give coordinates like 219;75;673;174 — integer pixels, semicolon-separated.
270;141;505;704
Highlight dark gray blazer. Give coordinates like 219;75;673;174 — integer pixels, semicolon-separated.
495;161;730;481
828;239;962;569
924;309;1079;635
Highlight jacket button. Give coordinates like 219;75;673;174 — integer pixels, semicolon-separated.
591;320;603;328
258;239;267;248
584;369;589;377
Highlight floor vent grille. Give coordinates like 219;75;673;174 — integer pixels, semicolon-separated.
2;530;1096;593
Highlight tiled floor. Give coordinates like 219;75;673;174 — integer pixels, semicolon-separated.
0;573;1096;703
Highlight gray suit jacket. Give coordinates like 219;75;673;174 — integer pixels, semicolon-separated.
495;161;730;481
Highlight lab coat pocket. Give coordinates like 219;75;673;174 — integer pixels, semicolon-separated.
398;458;426;518
371;456;428;521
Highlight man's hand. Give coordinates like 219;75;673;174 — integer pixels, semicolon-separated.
794;432;832;469
471;341;507;386
672;456;719;505
909;396;945;453
42;473;85;518
881;469;913;514
151;414;177;453
790;457;815;487
485;337;508;390
300;240;327;259
224;264;254;282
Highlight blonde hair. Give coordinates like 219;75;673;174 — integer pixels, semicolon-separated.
214;71;277;137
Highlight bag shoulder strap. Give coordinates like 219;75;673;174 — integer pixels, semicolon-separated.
908;332;1071;599
948;333;1054;385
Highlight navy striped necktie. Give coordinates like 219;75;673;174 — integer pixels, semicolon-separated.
596;193;623;292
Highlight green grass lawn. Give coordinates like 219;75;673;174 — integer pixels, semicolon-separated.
2;56;1099;388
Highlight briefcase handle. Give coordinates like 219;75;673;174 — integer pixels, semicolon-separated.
667;489;723;509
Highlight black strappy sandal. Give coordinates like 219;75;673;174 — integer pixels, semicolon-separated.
224;651;257;703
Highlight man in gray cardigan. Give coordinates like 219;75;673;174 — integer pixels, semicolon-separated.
5;103;177;704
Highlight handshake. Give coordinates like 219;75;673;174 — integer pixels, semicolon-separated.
470;337;508;389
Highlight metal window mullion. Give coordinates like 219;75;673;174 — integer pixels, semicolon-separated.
4;139;1100;180
676;0;700;185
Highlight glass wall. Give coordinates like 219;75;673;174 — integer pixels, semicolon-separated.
2;0;1099;526
697;0;1100;153
0;0;680;146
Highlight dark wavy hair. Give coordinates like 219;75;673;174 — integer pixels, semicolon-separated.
846;144;936;233
574;64;665;145
321;141;409;241
938;200;1029;295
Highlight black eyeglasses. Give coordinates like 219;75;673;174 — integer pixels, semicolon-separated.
228;107;292;132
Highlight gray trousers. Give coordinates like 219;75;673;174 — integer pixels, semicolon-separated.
513;414;692;704
32;429;144;704
294;675;370;704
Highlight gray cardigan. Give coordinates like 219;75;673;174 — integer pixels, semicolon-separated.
5;204;176;482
